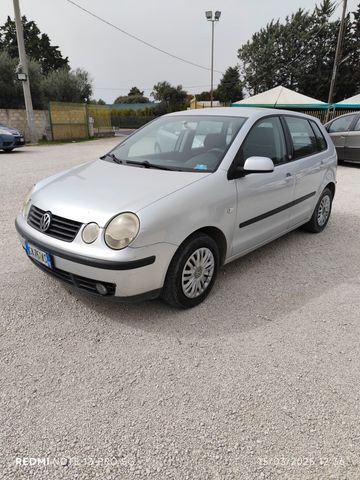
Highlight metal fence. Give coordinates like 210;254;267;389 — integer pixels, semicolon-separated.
301;108;360;123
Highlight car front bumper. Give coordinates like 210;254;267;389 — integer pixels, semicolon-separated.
0;134;25;149
15;213;177;300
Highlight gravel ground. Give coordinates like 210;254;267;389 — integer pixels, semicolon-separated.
1;140;360;480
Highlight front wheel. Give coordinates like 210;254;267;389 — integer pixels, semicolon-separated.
303;187;333;233
161;233;219;308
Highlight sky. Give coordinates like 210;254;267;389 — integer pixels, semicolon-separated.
1;0;358;103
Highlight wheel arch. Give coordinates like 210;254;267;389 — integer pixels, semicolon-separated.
175;226;228;266
325;181;336;198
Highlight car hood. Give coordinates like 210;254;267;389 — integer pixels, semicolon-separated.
31;159;210;226
0;125;20;135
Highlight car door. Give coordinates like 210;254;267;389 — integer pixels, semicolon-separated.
230;116;295;256
283;116;329;227
328;114;357;160
344;115;360;163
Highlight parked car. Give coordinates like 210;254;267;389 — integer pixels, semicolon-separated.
325;112;360;163
0;123;25;152
15;108;336;308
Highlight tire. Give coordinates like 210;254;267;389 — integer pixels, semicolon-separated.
3;148;14;152
161;233;219;308
302;187;333;233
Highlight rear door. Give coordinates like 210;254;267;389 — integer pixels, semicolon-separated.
328;114;357;160
283;116;328;227
344;115;360;163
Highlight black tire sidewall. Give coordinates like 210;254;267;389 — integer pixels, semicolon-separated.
313;188;333;231
166;234;219;308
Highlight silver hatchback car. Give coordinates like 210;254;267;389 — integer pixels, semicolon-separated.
325;112;360;163
16;108;337;308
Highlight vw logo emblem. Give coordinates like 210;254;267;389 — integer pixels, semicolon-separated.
39;211;52;232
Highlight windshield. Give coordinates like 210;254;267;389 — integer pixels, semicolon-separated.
105;115;246;172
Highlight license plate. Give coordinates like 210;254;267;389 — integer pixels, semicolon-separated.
25;241;53;269
20;138;25;143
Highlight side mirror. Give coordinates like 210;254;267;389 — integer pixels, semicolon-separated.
243;156;274;173
228;156;274;179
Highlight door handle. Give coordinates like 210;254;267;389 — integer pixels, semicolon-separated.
286;173;292;178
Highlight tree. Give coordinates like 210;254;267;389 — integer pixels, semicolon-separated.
128;86;144;96
0;15;93;109
237;0;360;102
195;91;211;101
113;94;149;104
152;81;188;111
88;98;106;105
0;51;22;108
42;68;93;104
216;66;243;104
0;15;69;74
0;51;44;108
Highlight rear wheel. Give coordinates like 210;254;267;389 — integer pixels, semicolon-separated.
161;233;219;308
303;187;333;233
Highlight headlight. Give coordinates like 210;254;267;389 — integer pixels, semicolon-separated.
82;222;100;244
22;185;35;218
0;128;10;135
104;213;140;250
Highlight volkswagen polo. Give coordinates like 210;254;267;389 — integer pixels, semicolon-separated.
15;108;337;308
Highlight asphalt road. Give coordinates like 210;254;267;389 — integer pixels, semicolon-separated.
1;139;360;480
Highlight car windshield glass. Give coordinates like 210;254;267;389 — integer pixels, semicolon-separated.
104;115;246;172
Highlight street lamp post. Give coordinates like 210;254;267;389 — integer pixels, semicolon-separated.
205;10;221;107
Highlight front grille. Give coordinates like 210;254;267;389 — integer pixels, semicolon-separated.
29;257;116;296
28;205;82;242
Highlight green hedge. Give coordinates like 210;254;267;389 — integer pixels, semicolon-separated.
111;115;156;128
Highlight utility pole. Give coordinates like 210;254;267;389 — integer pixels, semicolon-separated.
13;0;37;143
326;0;347;123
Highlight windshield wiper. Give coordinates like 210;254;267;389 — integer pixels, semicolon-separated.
100;153;123;164
125;160;177;171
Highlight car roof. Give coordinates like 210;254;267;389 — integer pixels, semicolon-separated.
166;107;321;122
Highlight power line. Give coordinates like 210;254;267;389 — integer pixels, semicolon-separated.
95;84;215;91
65;0;223;74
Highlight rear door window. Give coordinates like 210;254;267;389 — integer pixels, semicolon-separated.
284;116;318;159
